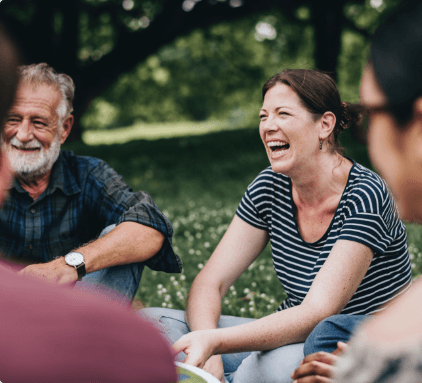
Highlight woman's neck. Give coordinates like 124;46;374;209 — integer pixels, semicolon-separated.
291;154;352;208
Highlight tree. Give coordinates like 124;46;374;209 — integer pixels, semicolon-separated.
0;0;397;140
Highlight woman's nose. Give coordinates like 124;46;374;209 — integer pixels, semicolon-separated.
260;116;279;133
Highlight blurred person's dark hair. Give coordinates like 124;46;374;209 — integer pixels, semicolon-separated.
0;23;19;133
262;69;366;154
370;0;422;126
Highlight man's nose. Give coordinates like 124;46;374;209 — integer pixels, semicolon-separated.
15;120;35;142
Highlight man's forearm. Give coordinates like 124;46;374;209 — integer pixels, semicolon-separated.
18;221;165;285
77;221;165;273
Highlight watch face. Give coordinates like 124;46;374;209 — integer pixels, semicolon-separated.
65;252;84;266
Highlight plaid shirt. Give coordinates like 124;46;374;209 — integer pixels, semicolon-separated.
0;150;182;273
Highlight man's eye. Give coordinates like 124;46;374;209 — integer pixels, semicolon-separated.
34;121;47;127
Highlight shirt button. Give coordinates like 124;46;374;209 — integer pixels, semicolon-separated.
31;209;36;214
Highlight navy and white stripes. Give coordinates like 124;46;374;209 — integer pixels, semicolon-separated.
236;161;412;315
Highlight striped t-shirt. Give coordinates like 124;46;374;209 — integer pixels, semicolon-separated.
236;160;412;315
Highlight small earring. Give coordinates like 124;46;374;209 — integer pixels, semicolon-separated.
319;139;322;150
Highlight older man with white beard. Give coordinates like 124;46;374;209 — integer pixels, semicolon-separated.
0;63;181;302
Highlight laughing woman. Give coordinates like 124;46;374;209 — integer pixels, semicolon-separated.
145;69;412;383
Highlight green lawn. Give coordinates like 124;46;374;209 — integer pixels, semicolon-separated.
63;126;422;317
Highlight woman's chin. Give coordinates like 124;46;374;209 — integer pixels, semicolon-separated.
395;180;422;224
267;153;293;174
398;206;422;224
270;162;290;175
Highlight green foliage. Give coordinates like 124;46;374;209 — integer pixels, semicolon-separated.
81;10;315;129
63;126;422;317
78;0;405;132
407;223;422;279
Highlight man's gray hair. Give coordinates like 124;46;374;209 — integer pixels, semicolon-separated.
18;63;75;124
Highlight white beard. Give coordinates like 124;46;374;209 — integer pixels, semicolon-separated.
1;134;61;180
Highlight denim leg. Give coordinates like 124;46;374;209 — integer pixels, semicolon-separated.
140;308;255;381
74;224;144;306
304;314;368;356
229;343;304;383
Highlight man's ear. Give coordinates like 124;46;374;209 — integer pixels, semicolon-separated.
60;115;74;144
0;152;12;206
319;111;336;140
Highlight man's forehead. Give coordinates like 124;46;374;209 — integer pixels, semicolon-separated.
10;82;61;114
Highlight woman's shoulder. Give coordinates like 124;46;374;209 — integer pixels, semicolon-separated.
345;161;399;220
347;161;391;201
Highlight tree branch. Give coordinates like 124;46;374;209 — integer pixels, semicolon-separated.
78;0;281;99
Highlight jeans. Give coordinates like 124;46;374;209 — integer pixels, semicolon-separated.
74;224;144;306
140;308;304;383
303;314;368;356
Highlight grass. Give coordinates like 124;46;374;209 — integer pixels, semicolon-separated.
63;125;422;318
82;119;253;146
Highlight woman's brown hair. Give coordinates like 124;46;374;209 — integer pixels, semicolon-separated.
262;69;366;154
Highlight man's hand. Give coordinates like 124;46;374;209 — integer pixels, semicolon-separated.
19;257;78;285
203;354;225;383
291;342;348;383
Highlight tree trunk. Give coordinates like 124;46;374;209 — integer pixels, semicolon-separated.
311;0;345;80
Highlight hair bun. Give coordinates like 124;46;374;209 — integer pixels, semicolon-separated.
339;102;367;130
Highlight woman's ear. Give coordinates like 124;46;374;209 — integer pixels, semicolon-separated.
319;111;336;140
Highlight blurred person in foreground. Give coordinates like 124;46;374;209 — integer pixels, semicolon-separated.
142;67;412;383
0;62;181;303
0;25;177;383
292;0;422;381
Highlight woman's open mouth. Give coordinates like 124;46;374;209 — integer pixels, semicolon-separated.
267;141;290;158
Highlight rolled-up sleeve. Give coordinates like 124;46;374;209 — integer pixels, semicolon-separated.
86;161;182;273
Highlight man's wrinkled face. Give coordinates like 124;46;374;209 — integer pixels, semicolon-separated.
1;83;63;179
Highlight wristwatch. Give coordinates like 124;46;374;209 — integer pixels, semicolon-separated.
64;252;86;281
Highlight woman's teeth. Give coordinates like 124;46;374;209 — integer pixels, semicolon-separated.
267;141;290;151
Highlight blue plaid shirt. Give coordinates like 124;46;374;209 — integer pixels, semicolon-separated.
0;150;182;273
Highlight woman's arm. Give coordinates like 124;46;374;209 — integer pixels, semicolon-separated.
185;215;269;332
183;215;269;381
174;239;373;368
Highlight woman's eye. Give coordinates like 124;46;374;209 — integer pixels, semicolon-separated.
259;115;267;120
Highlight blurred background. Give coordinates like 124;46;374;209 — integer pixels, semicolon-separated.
2;0;421;315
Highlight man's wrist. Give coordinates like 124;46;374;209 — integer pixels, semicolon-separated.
64;252;86;281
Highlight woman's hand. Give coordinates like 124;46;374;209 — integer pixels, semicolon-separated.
291;342;348;383
173;329;220;369
203;355;225;382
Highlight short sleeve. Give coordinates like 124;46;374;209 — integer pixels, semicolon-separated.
338;213;393;255
338;178;402;256
235;168;284;231
236;187;268;230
